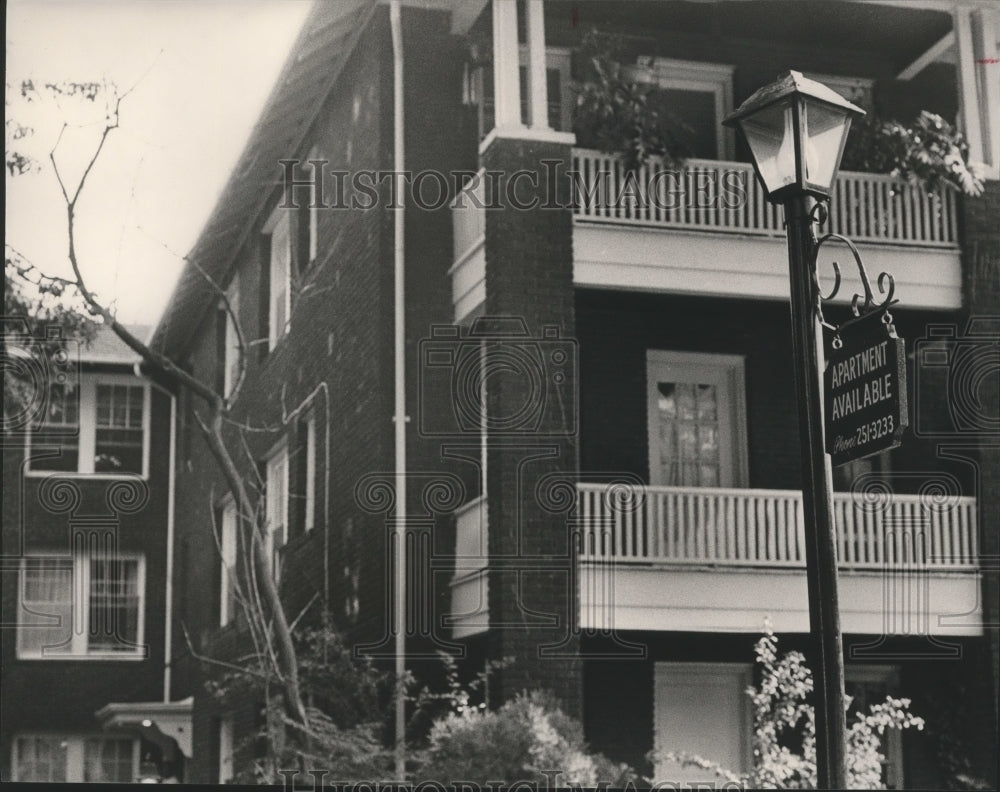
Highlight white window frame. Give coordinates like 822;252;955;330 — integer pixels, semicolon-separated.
219;497;238;627
265;442;289;581
263;206;292;350
635;56;736;160
11;734;139;784
16;552;146;661
26;374;151;479
218;716;234;783
223;275;241;398
308;145;320;265
653;662;752;785
646;350;748;488
303;415;316;532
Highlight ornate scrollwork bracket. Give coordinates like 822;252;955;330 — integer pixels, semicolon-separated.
808;201;898;346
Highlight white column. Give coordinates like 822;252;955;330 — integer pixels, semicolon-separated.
954;6;985;167
972;8;999;172
526;0;549;130
492;0;522;131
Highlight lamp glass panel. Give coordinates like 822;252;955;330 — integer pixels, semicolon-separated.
738;98;797;196
803;101;851;191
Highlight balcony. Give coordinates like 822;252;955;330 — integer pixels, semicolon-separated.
571;149;962;309
577;483;982;636
448;152;963;321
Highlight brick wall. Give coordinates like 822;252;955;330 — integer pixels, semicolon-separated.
961;178;1000;783
480;137;582;717
0;373;171;779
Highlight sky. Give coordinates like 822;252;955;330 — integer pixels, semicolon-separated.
6;0;313;327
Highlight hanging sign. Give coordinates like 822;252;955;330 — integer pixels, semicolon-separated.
824;310;908;466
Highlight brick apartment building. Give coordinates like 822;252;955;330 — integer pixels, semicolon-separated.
1;325;187;783
65;0;995;785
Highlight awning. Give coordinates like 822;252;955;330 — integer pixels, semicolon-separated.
95;697;193;758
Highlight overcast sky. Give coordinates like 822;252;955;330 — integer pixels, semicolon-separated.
6;0;313;327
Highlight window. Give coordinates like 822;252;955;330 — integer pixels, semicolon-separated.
265;444;289;581
31;382;80;471
12;736;67;782
94;384;144;473
469;47;572;140
220;499;237;626
223;276;241;398
83;737;136;783
307;146;319;265
647;351;747;487
266;208;291;350
17;554;145;658
299;415;316;532
12;735;138;783
634;57;735;159
28;375;149;477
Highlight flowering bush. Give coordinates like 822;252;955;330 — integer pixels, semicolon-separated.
417;691;634;787
840;111;984;196
656;625;925;789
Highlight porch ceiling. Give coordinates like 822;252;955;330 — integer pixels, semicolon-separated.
550;0;953;73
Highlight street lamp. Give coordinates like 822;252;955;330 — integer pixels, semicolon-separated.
724;71;865;791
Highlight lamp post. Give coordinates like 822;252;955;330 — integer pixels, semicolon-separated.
724;71;864;790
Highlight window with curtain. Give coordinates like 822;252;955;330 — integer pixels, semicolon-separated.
656;382;722;487
17;555;144;658
17;558;74;656
83;738;135;783
31;382;80;472
268;211;291;349
220;499;237;626
94;384;144;473
13;736;136;783
266;446;289;581
647;351;747;488
29;376;148;477
88;557;141;652
13;736;68;782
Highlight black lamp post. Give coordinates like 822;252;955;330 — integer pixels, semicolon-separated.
724;71;865;790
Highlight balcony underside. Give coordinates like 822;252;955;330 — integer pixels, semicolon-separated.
573;223;962;309
579;563;982;636
450;486;981;639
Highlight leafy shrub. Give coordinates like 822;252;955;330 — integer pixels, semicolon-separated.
840;111;983;196
655;625;925;789
416;691;634;787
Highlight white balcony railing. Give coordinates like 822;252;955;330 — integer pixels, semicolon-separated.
571;150;959;247
576;484;978;571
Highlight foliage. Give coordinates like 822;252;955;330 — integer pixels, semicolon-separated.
572;30;690;172
208;619;634;786
206;619;396;784
656;625;925;789
416;690;634;787
4;79;100;430
841;110;984;197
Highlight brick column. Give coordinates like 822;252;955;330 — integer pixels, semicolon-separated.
961;179;1000;768
480;137;581;717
